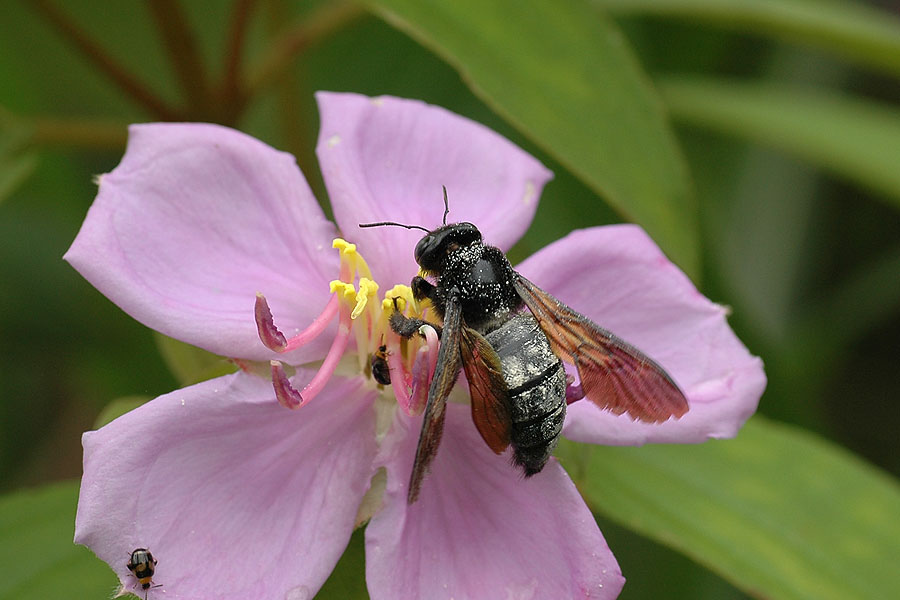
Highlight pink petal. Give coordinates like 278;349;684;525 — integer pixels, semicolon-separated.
65;123;339;363
316;92;552;285
365;403;624;600
75;371;376;599
517;225;765;445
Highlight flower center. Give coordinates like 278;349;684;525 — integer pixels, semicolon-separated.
254;238;438;415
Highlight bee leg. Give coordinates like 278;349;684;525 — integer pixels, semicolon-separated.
410;275;436;302
389;310;441;339
389;295;443;339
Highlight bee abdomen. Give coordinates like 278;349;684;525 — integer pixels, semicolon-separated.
485;314;567;475
509;368;566;474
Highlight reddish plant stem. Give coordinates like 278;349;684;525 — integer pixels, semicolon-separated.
146;0;212;118
29;0;181;120
219;0;260;122
246;0;365;96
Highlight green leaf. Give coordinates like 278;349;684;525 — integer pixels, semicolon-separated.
660;77;900;210
153;333;236;387
795;244;900;347
92;395;151;429
0;152;36;204
315;527;369;599
0;481;119;599
0;107;37;204
366;0;699;277
600;0;900;78
559;416;900;600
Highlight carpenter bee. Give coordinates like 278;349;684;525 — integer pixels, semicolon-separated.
360;191;689;503
126;547;161;599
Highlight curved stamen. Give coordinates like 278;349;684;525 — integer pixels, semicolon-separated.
407;349;430;416
419;324;439;380
271;360;303;409
333;238;373;281
352;278;380;371
565;373;585;404
261;235;440;416
385;330;412;413
406;324;439;415
296;300;353;405
255;293;339;353
255;293;287;351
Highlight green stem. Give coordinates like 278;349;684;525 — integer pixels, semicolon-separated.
29;0;181;120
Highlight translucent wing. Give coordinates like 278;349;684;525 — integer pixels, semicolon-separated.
407;298;462;504
460;326;511;454
514;274;688;423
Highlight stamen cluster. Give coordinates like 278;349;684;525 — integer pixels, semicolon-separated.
254;238;439;415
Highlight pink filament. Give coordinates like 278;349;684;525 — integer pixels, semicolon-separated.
281;294;339;352
420;324;440;380
296;308;352;405
255;293;339;353
399;324;439;416
385;331;413;414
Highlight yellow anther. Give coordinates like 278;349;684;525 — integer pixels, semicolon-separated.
352;278;379;320
381;296;403;314
330;280;358;305
332;238;354;254
332;238;373;281
384;284;416;315
360;277;379;298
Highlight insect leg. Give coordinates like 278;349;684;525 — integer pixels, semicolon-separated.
389;290;442;339
411;275;436;302
389;311;441;339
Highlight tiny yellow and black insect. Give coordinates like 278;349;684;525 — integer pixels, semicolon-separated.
371;344;392;385
126;548;160;599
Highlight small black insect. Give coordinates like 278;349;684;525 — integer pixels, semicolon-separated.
126;548;160;599
361;190;688;503
371;344;392;385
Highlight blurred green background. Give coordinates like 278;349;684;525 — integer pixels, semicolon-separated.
1;1;899;598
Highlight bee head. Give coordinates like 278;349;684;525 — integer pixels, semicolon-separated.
415;222;482;272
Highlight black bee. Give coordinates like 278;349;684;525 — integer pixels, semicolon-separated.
361;192;688;503
371;344;392;385
126;547;160;599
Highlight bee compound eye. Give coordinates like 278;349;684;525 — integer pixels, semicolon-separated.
414;235;435;263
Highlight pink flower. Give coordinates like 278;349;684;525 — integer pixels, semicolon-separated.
66;92;765;600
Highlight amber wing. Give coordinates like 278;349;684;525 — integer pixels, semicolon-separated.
460;326;512;454
514;275;688;423
407;298;463;504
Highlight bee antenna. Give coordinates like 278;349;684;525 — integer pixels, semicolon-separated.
358;221;429;233
441;186;450;225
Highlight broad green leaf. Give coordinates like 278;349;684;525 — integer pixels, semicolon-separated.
559;416;900;600
316;527;369;599
0;106;36;204
153;333;237;387
600;0;900;78
796;244;900;347
366;0;699;277
0;481;119;599
0;151;36;204
92;395;151;429
660;77;900;210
